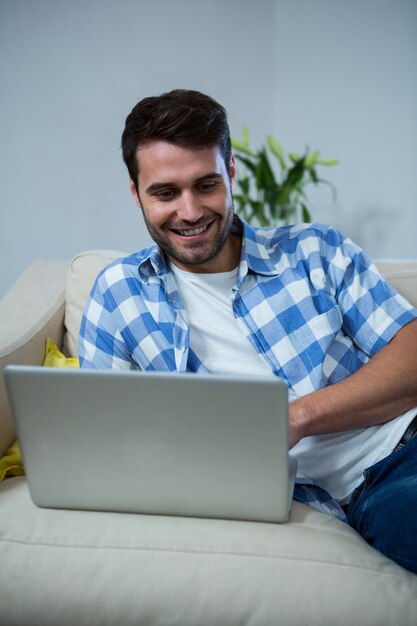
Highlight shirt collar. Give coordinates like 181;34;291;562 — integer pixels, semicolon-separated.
136;214;281;282
136;244;169;281
239;217;281;277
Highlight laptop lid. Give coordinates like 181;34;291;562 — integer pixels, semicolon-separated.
4;365;295;523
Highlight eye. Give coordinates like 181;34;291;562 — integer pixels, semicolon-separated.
154;189;176;201
198;180;217;194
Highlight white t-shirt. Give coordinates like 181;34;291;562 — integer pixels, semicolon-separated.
171;264;274;377
171;263;415;503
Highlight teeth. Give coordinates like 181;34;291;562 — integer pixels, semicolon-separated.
177;225;208;236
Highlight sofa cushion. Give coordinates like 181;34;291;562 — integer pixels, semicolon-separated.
1;477;417;626
63;250;126;358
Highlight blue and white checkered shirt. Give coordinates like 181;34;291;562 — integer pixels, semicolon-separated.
79;217;417;522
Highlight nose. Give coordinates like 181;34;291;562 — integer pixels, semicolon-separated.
176;190;204;223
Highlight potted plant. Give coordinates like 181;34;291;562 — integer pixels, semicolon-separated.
231;128;339;226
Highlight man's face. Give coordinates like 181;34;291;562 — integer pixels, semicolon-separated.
129;141;239;273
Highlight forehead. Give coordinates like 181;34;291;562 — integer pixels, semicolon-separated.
136;141;225;186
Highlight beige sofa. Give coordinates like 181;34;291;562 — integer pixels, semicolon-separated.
1;251;417;626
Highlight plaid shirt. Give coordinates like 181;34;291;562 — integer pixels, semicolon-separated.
79;217;417;522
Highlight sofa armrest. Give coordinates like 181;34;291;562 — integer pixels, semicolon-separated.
0;260;69;455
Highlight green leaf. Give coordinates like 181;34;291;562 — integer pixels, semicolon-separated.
317;158;339;166
249;199;262;211
315;177;338;202
276;187;291;205
267;136;287;169
234;153;257;174
305;150;320;167
285;161;305;189
258;148;277;186
288;151;300;164
309;168;319;183
301;203;311;222
265;185;280;221
248;199;267;226
231;138;255;157
240;176;250;195
242;126;250;147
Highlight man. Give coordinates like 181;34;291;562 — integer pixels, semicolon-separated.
79;89;417;573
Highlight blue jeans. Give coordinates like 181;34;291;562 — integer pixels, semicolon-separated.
346;434;417;574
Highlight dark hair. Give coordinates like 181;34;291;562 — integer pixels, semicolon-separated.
121;89;231;190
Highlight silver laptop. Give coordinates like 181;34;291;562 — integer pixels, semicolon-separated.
4;366;296;523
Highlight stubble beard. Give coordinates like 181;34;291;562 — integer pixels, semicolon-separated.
141;199;235;269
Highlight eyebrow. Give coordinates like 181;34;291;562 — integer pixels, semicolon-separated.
145;172;223;195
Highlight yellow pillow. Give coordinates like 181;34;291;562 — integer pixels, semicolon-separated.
43;337;80;368
0;338;79;481
0;440;25;481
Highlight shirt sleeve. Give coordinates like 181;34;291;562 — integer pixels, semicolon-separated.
78;270;139;370
323;227;417;357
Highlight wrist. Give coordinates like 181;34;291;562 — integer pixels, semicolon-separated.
289;394;320;447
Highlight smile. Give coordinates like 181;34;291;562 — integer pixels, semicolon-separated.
174;224;210;237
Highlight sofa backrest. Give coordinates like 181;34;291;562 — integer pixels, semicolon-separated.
63;250;126;358
63;251;417;359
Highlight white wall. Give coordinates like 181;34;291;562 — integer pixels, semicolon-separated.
1;0;416;297
0;0;275;296
273;0;417;257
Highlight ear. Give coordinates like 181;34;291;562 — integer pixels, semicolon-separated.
229;154;236;185
129;178;142;208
